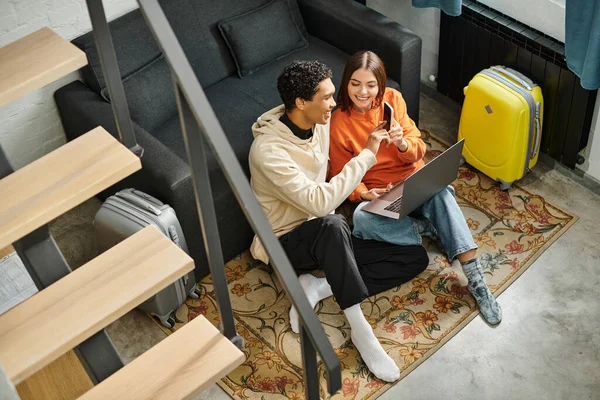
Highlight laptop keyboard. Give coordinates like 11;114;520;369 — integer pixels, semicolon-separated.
383;196;403;213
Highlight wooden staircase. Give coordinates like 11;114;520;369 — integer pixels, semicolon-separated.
0;27;244;399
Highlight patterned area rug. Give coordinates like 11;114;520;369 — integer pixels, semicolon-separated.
156;133;577;399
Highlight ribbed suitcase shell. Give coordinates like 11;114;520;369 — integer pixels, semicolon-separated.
94;189;197;328
458;66;543;190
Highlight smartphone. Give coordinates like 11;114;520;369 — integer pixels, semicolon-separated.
383;102;394;130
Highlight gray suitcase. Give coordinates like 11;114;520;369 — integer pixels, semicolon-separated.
94;188;199;328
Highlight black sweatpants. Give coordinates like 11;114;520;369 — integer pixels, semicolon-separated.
278;214;428;309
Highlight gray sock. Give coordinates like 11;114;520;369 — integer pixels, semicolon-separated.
461;258;502;325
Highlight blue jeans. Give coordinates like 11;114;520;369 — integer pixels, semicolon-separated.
352;186;477;262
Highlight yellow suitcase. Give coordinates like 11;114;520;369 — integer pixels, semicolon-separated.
458;66;543;190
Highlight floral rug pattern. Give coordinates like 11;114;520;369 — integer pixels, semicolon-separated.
156;134;577;399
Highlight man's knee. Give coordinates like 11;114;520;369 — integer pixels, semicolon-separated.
415;246;429;273
320;214;350;233
401;245;429;280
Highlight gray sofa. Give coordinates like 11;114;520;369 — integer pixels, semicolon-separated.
54;0;422;282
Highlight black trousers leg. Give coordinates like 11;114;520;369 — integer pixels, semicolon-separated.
279;214;369;309
352;238;429;296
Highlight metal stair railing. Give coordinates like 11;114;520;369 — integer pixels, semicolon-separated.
85;0;342;397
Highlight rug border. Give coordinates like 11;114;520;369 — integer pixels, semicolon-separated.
365;213;579;399
210;213;579;400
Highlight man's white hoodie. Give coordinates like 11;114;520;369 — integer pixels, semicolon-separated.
249;105;377;264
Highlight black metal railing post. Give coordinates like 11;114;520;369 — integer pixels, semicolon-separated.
174;84;239;343
86;0;143;157
300;323;321;399
136;0;341;395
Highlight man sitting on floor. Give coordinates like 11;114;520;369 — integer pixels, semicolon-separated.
248;60;428;382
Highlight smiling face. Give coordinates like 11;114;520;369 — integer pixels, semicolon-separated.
298;78;336;126
337;51;387;113
348;68;379;113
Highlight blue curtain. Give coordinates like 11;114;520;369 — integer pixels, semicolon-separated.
565;0;600;90
412;0;462;16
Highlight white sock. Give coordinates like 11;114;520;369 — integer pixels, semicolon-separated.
344;304;400;383
289;274;333;334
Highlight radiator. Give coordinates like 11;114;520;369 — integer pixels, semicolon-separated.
437;0;598;168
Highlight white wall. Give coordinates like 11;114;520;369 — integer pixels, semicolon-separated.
577;99;600;180
478;0;565;42
369;0;440;82
0;0;138;170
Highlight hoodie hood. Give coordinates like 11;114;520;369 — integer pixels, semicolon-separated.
252;105;313;145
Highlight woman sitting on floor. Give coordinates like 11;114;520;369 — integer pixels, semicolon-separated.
329;50;502;325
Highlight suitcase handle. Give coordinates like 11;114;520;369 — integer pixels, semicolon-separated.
531;102;542;159
503;67;534;87
131;190;164;206
115;192;162;216
490;66;533;91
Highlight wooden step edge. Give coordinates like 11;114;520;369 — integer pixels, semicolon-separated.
0;226;194;384
0;27;88;108
0;245;15;259
0;126;141;250
78;316;245;400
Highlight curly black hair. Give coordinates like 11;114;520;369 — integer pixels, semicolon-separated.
277;60;333;110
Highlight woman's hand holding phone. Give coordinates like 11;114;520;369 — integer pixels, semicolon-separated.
386;117;408;151
364;121;390;156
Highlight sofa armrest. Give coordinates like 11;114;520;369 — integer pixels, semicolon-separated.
54;81;191;195
298;0;422;124
53;81;247;280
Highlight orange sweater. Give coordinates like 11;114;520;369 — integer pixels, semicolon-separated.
330;88;426;202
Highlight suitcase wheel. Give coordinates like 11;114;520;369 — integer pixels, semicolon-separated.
188;289;201;300
498;179;513;191
158;314;176;329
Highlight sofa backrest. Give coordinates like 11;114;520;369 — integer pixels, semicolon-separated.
73;0;306;131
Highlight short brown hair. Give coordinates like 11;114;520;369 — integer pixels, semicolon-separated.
337;51;387;112
277;61;332;110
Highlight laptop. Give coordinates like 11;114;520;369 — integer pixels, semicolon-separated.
362;139;465;219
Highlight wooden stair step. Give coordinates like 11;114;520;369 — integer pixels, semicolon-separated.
0;226;194;384
15;350;94;400
79;315;245;400
0;126;141;250
0;27;88;107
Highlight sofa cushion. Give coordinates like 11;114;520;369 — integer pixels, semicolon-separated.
206;36;401;107
218;0;308;78
150;35;401;164
150;81;266;210
72;9;162;95
186;0;307;85
73;0;309;128
102;56;177;132
148;36;401;189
